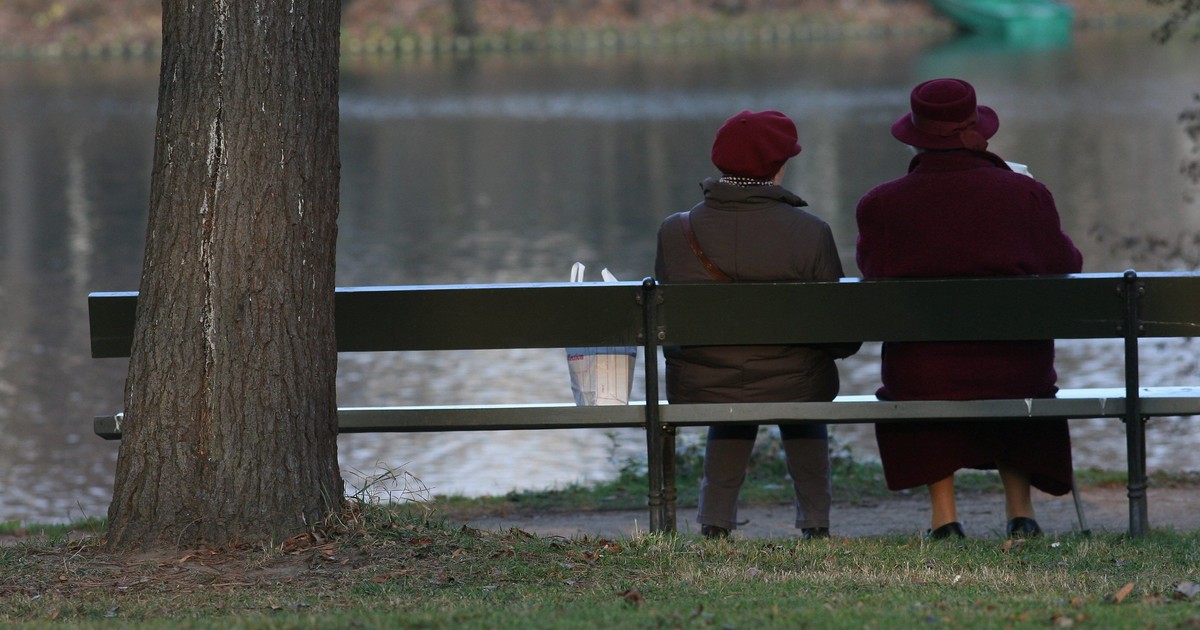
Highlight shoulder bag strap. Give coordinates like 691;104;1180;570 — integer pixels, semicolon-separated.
679;210;733;282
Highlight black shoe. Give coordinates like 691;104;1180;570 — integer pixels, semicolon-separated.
926;521;966;540
801;527;830;540
1006;517;1042;538
701;524;730;539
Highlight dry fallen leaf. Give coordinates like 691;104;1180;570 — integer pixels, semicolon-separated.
616;588;644;607
1001;539;1026;553
1111;582;1135;604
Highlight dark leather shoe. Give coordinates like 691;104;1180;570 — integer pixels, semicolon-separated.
801;527;830;540
1006;517;1043;538
701;524;730;539
926;521;966;540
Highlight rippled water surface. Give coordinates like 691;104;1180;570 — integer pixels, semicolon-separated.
1;29;1197;523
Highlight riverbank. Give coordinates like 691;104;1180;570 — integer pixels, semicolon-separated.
0;0;1169;59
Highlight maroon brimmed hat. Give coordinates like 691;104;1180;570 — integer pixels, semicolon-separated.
711;110;802;180
891;78;999;151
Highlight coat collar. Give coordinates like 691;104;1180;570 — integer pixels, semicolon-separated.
906;149;1011;174
700;177;808;208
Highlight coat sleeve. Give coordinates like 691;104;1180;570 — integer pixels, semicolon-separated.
810;222;846;282
811;221;862;360
853;185;894;280
654;215;674;282
1027;185;1083;274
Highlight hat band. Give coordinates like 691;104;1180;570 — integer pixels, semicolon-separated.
911;111;977;137
910;112;988;151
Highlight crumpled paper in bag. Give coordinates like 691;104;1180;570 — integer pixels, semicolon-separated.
566;262;637;406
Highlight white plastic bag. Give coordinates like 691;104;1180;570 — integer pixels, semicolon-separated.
565;262;637;406
1006;161;1034;178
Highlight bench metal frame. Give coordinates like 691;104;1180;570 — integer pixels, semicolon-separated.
89;271;1200;537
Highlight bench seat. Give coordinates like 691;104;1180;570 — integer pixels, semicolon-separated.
94;386;1200;437
663;387;1200;425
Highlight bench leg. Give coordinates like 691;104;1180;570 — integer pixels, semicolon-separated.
662;425;677;533
1120;271;1149;537
1070;471;1091;536
646;422;665;534
645;423;677;535
1125;414;1150;537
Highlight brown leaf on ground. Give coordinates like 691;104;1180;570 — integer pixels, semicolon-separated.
279;533;320;554
617;587;644;607
1001;539;1026;553
1110;582;1135;604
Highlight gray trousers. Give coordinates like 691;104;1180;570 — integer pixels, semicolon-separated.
696;423;831;531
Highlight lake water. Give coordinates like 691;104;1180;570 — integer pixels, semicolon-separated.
1;28;1197;524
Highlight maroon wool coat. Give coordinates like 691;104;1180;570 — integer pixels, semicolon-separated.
656;179;859;405
855;150;1084;495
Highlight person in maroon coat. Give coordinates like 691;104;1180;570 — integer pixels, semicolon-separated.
855;78;1084;540
656;110;859;540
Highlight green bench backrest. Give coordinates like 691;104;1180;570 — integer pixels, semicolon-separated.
88;272;1200;359
89;282;647;358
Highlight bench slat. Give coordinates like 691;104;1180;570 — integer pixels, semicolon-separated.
658;275;1129;345
92;273;1200;358
92;387;1200;439
1138;272;1200;337
663;387;1200;424
337;403;647;432
90;282;648;358
93;404;646;439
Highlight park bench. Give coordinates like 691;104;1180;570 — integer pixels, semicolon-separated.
89;270;1200;538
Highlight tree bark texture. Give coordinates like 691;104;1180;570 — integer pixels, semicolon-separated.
107;0;343;549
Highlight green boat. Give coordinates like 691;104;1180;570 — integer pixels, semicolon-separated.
930;0;1074;39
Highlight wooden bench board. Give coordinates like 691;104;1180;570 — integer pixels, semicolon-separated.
658;275;1127;344
90;274;1200;356
89;282;647;358
92;386;1200;439
663;387;1200;425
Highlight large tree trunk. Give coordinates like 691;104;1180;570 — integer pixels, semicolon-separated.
106;0;343;550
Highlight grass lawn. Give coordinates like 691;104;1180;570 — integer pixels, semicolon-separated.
2;504;1199;628
3;444;1199;628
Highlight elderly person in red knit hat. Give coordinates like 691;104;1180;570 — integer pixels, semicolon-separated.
855;78;1083;540
655;110;860;540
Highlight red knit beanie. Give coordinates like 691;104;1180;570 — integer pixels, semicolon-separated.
711;110;803;180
